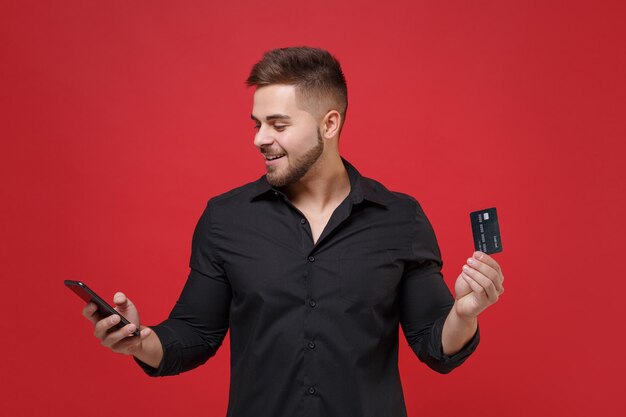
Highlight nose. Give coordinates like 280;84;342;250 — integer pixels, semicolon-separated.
253;125;275;148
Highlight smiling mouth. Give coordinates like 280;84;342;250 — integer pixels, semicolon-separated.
264;154;285;161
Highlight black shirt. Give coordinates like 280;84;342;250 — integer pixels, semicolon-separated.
137;158;480;417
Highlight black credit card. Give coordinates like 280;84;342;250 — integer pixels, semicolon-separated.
470;207;502;254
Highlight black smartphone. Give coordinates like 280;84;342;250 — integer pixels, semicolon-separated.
64;280;140;336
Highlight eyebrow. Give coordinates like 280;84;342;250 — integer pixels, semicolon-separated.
250;114;292;122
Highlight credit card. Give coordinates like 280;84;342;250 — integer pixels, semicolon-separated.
470;207;502;254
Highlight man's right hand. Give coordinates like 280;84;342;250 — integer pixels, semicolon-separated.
82;292;163;368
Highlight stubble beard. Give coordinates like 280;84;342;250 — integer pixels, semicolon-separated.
266;129;324;188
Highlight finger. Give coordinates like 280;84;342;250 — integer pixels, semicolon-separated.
462;274;496;307
94;314;123;340
462;265;499;302
82;302;102;325
466;257;504;293
461;274;489;302
101;322;139;349
112;327;153;354
140;327;152;339
473;251;503;276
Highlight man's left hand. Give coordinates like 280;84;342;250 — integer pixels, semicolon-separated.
453;251;505;319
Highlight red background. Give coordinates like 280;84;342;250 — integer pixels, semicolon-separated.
1;1;624;416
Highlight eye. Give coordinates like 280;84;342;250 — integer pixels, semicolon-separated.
253;124;261;130
274;125;287;132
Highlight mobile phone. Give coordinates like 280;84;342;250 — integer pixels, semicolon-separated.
64;280;140;336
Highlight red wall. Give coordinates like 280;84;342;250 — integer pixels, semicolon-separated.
1;1;624;416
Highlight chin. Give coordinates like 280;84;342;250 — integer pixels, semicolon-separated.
266;175;288;188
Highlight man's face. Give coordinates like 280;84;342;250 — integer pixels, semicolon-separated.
252;85;324;187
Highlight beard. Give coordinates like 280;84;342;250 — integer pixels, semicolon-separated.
266;128;324;187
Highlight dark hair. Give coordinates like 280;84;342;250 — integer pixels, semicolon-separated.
246;46;348;130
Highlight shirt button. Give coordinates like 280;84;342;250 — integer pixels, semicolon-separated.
309;299;316;307
300;218;306;224
308;256;315;262
308;387;316;395
273;191;279;196
308;341;316;349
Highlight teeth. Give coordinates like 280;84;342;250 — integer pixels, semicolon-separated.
266;154;284;160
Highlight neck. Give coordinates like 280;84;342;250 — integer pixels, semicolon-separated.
285;153;350;211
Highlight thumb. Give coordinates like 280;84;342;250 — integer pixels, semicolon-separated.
113;292;134;313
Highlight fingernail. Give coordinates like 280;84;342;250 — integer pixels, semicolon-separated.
111;315;120;324
462;265;470;272
467;258;475;265
474;251;483;259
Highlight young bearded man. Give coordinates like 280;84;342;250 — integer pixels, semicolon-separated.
83;46;505;417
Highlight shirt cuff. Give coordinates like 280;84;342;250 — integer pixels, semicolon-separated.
422;316;481;374
133;322;182;377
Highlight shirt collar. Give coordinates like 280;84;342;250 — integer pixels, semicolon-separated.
250;157;387;207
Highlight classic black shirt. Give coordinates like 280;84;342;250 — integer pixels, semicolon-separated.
137;158;480;417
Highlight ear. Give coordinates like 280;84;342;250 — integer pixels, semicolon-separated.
321;110;342;140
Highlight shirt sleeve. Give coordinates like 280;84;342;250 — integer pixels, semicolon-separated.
135;200;231;376
399;199;480;374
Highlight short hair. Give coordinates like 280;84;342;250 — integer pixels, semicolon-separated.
246;46;348;131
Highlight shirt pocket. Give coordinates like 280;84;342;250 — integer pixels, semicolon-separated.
339;246;402;306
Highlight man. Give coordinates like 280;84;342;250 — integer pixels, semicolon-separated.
83;47;505;417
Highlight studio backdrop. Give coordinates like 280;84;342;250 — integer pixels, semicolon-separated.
1;1;624;416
